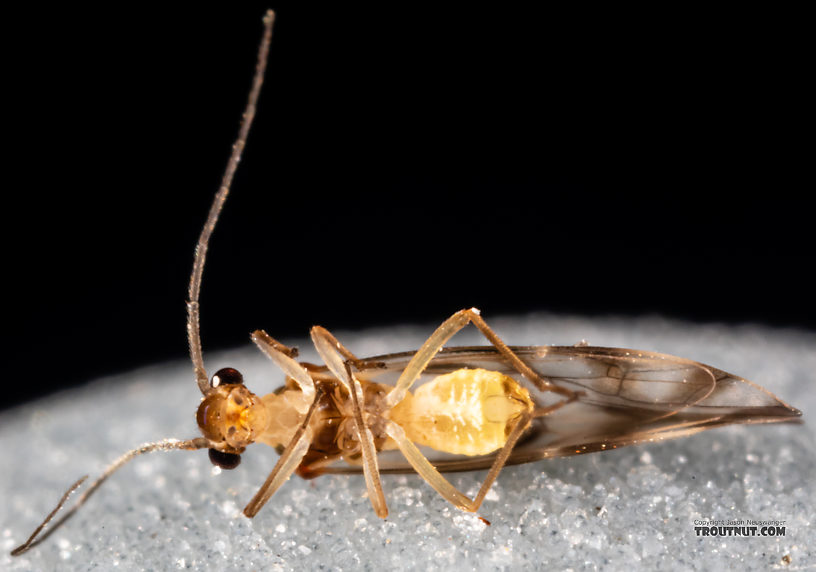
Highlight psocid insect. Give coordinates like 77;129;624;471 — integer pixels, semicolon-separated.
11;10;801;556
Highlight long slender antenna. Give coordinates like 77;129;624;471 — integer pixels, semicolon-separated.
188;10;276;394
11;438;209;556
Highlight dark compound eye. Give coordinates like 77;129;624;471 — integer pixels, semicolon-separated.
208;448;242;470
211;367;244;388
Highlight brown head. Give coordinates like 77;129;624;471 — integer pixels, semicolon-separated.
196;367;269;469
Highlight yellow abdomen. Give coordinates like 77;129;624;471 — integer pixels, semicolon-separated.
389;368;533;456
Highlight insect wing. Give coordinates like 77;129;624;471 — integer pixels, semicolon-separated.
520;345;799;417
338;346;800;474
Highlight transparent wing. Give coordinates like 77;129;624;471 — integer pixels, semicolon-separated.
320;346;801;475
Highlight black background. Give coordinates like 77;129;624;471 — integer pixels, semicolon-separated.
4;5;810;410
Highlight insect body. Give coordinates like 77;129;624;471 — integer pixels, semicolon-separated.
193;320;801;524
11;10;801;556
205;362;532;470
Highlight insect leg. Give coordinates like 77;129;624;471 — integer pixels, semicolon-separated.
467;410;533;511
309;327;388;517
242;390;320;518
387;308;575;408
344;363;388;517
469;395;579;510
309;327;360;393
385;420;471;509
310;326;385;370
387;402;573;514
387;411;533;512
464;309;575;398
251;329;316;408
385;309;472;407
386;392;577;514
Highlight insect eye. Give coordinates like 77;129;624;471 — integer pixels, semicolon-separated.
211;367;244;388
208;448;242;470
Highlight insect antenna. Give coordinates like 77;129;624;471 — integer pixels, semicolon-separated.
11;438;209;556
10;476;87;557
12;11;277;557
188;9;276;395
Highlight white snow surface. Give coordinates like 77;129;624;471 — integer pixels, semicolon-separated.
1;313;813;571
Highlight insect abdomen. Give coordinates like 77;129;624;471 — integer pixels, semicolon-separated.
389;368;533;456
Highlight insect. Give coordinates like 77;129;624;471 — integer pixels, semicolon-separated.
12;10;802;556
